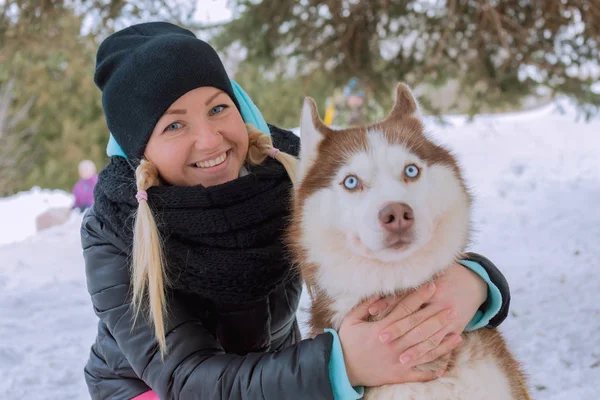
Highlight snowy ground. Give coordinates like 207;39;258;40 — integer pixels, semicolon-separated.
0;187;73;246
1;100;599;399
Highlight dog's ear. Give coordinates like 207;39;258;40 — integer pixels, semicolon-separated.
386;83;419;120
298;97;326;182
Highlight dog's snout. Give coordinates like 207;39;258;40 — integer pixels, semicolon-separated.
378;203;414;233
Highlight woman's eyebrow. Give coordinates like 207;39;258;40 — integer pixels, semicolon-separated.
205;91;223;105
165;109;187;115
164;91;224;114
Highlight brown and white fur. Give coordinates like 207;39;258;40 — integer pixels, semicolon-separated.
288;84;528;399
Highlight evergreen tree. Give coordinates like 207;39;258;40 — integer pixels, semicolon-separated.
212;0;600;119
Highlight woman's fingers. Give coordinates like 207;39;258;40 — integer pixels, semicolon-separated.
368;297;392;316
376;283;436;324
389;334;463;385
379;306;454;346
346;294;384;322
397;328;453;364
377;306;431;344
398;309;456;350
398;367;439;383
417;334;463;364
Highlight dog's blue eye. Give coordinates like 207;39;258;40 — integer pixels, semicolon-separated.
343;175;360;190
405;164;419;178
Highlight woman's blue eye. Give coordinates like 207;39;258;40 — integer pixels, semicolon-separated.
343;175;361;190
209;104;228;116
165;122;182;132
405;164;419;178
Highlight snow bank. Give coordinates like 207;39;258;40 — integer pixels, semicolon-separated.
0;187;74;246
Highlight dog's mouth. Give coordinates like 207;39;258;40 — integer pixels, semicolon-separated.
349;233;414;259
385;237;413;250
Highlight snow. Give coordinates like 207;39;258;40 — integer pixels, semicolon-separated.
0;187;74;246
1;100;599;399
0;216;96;400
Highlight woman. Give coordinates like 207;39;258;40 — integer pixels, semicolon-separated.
83;22;510;399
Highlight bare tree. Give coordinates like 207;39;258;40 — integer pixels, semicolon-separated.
0;79;39;196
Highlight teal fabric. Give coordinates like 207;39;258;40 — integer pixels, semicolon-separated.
106;132;127;158
105;79;270;157
324;329;364;400
459;260;503;331
230;79;271;135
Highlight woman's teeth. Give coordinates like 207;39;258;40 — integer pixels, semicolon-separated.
195;152;227;168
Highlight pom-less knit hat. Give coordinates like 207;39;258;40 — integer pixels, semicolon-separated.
94;21;240;159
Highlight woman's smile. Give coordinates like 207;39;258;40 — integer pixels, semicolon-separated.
188;149;232;175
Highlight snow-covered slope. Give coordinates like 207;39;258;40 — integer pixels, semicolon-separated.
0;187;73;246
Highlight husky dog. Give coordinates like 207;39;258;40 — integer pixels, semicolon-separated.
289;84;528;399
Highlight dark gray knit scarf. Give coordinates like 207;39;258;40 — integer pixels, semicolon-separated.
93;127;299;353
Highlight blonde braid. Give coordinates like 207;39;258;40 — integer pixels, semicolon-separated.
245;123;298;185
131;159;169;357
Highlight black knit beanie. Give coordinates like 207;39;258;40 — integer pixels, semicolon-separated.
94;21;240;159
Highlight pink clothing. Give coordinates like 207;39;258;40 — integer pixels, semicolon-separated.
131;390;159;400
72;175;98;209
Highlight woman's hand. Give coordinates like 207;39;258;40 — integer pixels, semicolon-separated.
368;262;488;372
427;262;488;334
338;283;463;387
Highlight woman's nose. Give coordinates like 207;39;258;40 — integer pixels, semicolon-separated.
193;123;222;150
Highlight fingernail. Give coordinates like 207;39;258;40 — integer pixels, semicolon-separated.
400;355;412;364
369;307;379;316
447;309;457;320
427;282;436;292
436;369;446;377
454;335;463;344
379;333;390;343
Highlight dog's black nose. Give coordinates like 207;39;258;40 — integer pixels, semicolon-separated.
378;202;414;233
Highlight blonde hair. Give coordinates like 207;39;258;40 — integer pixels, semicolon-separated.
131;123;297;356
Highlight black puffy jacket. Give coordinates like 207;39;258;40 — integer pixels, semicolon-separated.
82;207;337;399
